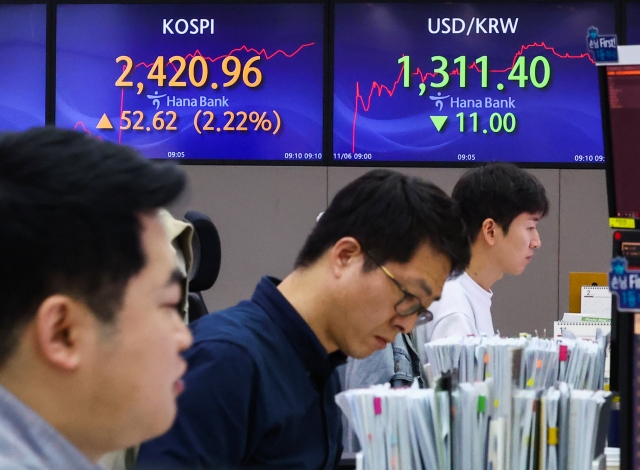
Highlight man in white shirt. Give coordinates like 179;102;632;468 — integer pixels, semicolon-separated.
345;163;549;409
415;163;549;354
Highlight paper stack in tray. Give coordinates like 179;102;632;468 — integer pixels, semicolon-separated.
337;333;612;470
336;381;451;470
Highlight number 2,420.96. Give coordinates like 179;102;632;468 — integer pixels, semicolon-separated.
115;55;263;89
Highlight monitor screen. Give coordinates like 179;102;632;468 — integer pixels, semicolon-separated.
56;3;325;162
333;2;615;165
601;60;640;217
627;2;640;45
0;4;46;131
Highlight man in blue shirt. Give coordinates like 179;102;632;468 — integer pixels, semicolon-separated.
137;169;471;469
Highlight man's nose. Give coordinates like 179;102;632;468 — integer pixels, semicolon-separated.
531;229;541;249
392;313;418;334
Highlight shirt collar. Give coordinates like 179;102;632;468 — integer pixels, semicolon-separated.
251;276;347;387
0;384;101;469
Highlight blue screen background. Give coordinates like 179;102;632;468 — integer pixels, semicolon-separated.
0;4;46;131
333;2;615;164
56;4;324;161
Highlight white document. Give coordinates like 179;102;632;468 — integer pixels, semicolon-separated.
487;417;506;470
581;286;611;318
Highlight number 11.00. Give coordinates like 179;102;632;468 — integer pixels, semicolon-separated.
456;112;517;133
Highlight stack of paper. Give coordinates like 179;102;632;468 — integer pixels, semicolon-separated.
522;338;559;390
451;380;493;470
337;381;612;470
559;335;607;390
567;390;611;470
336;381;452;470
423;334;607;394
338;332;612;470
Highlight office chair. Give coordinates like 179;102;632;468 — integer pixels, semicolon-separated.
184;211;221;323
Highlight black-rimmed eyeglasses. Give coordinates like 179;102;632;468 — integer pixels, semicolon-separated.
366;252;434;326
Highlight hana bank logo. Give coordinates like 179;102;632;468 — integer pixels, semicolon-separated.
429;92;450;111
147;91;167;110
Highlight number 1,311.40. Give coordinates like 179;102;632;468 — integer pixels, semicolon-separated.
398;55;551;89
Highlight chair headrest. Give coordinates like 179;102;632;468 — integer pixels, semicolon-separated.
184;211;221;292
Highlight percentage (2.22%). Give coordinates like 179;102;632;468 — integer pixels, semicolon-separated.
193;110;281;135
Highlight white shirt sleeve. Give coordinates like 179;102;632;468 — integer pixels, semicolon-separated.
429;311;478;342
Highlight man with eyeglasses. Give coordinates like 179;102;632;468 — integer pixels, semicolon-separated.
343;163;549;451
136;169;470;470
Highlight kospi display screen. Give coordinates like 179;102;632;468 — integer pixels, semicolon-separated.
333;2;614;164
627;3;640;45
0;4;46;131
56;4;325;162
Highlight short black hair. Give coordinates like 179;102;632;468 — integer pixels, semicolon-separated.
0;127;186;365
452;163;549;242
295;169;470;276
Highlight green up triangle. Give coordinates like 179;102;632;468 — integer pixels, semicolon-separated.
430;116;448;132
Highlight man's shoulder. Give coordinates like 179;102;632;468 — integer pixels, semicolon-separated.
190;300;271;342
345;344;394;390
442;275;469;295
433;276;473;311
187;300;287;369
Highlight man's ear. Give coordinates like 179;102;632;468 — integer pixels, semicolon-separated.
328;237;363;277
480;218;499;247
34;295;90;371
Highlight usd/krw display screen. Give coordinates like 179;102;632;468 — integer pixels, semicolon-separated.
333;2;614;164
0;4;46;131
56;4;324;162
627;3;640;45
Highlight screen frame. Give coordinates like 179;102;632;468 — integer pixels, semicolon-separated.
51;0;330;166
598;45;640;217
13;0;632;167
329;0;619;168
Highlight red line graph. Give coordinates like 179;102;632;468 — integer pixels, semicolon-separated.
351;42;596;153
73;122;103;140
134;43;315;71
73;43;314;143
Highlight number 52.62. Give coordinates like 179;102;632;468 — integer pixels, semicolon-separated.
120;110;178;131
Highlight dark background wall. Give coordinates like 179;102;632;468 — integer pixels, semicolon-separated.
171;166;612;336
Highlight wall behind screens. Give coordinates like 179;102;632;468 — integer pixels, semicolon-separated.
333;2;615;165
0;4;46;130
55;3;325;162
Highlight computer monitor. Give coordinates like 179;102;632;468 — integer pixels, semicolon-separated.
55;3;325;163
332;1;615;166
599;46;640;218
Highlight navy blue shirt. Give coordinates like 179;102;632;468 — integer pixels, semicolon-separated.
137;276;346;470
